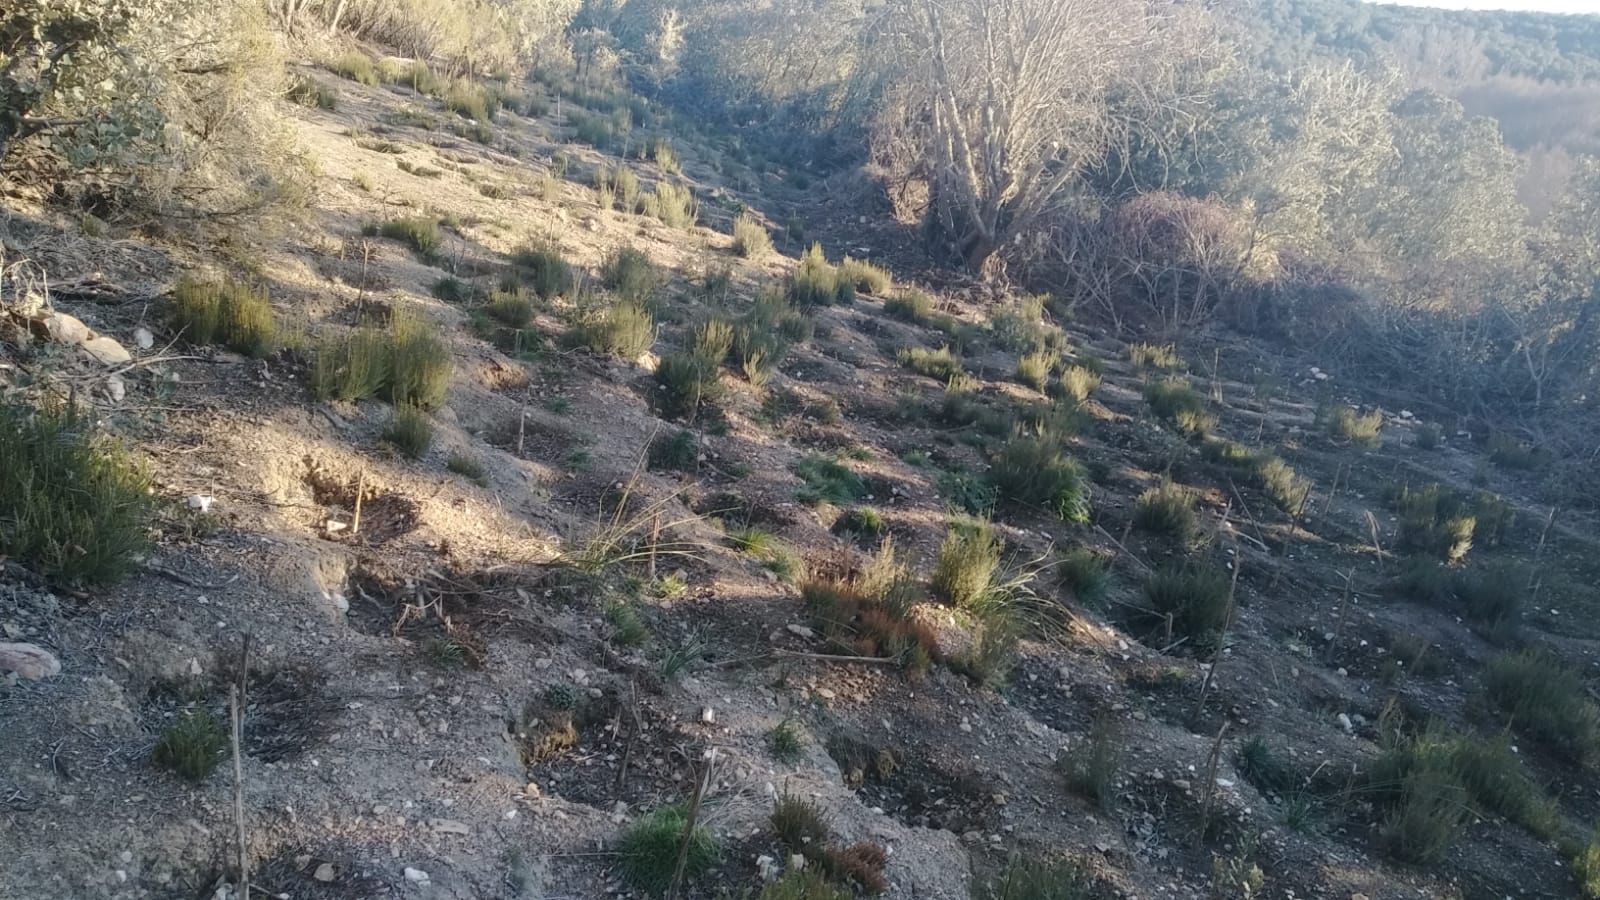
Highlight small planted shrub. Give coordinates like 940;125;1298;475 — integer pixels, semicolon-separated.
771;792;832;853
832;507;887;544
618;804;719;896
1451;563;1524;635
1143;378;1212;438
606;601;650;646
789;244;853;307
988;436;1090;522
1127;342;1181;370
0;402;152;585
151;711;227;782
287;75;336;109
802;561;939;674
510;242;573;298
1141;564;1233;642
444;79;492;122
431;276;474;303
643;181;698;229
769;720;805;763
372;217;442;263
1381;763;1467;864
898;345;964;382
647;429;697;471
311;315;450;410
329;52;379;85
1017;350;1056;392
1133;481;1197;540
651;137;679;174
1058;716;1122;809
485;287;535;328
570;300;655;360
952;604;1020;689
1393;483;1478;564
1416;422;1444;450
1487;432;1542;470
614;166;641;212
793;455;866;505
939;469;998;516
1320;402;1383;447
1257;455;1311;516
760;870;849;900
838;256;891;295
884;289;933;323
169;277;277;357
1058;547;1110;606
387;313;452;409
310;328;391;403
1483;649;1600;765
973;857;1092;900
396;158;442;178
931;518;1002;607
602;247;659;304
383;404;433;459
732;212;773;259
655;351;723;419
446;453;487;485
1059;365;1102;403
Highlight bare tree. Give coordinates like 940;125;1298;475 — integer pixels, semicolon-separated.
875;0;1218;276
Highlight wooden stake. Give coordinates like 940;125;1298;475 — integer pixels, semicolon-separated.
1193;554;1242;722
351;469;366;536
230;635;253;898
517;407;527;457
667;752;713;900
1196;720;1230;848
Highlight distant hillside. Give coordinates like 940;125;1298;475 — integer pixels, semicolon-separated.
1245;0;1600;213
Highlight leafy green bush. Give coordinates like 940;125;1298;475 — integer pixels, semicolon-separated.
654;351;723;419
383;404;433;459
431;276;474;303
931;518;1002;607
884;289;933;323
789;244;853;307
169;277;277;357
1381;763;1468;864
311;315;451;410
832;507;887;543
0;403;152;585
939;469;998;516
615;166;641;212
602;247;659;304
1058;716;1121;810
838;256;891;295
510;242;573;298
898;345;963;381
1320;402;1383;447
373;217;442;263
151;711;227;782
1257;456;1311;516
1141;565;1232;641
618;804;719;896
988;436;1090;522
769;719;806;764
793;455;866;505
732;212;773;259
1059;365;1101;403
1134;481;1197;540
1484;649;1600;765
643;181;698;229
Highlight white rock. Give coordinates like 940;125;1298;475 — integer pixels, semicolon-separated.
756;855;780;881
785;624;815;640
106;374;126;403
1336;713;1353;733
81;335;132;366
313;863;336;882
44;313;91;345
0;642;61;680
700;707;715;724
187;495;215;513
133;327;155;351
403;867;430;884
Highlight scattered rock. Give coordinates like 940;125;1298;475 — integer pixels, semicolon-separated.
1336;713;1354;733
403;866;430;885
0;642;61;680
313;863;336;882
133;327;155;351
187;495;215;513
785;624;815;640
105;374;126;403
44;313;90;345
81;335;132;367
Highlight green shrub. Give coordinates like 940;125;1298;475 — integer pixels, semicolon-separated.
1393;483;1478;564
1575;830;1600;899
287;75;336;109
760;869;849;900
651;137;680;174
606;601;650;646
732;212;772;259
618;805;719;896
953;603;1021;689
1484;650;1600;765
329;52;379;85
1127;342;1181;370
769;720;805;764
0;403;152;585
793;455;866;505
1133;481;1197;540
1257;456;1311;516
643;181;698;229
1143;378;1212;437
832;507;886;543
615;166;641;212
884;289;933;323
431;276;474;303
988;436;1090;522
898;345;963;382
1058;547;1110;606
1416;422;1444;450
602;247;659;304
1382;763;1467;864
1059;365;1101;403
485;287;535;328
383;403;433;459
931;519;1002;607
151;711;228;782
1236;736;1299;797
838;256;891;295
510;242;573;298
1488;432;1542;469
310;328;391;403
789;244;853;307
571;300;655;360
1141;565;1232;641
387;313;452;409
648;429;697;471
973;856;1091;900
170;277;277;357
1320;402;1383;447
1057;717;1121;809
771;792;831;852
654;352;722;419
1017;350;1056;391
446;453;487;484
374;217;442;263
939;469;998;516
1451;563;1524;634
593;165;617;210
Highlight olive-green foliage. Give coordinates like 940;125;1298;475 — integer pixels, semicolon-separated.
602;247;659;304
1058;547;1110;606
311;328;391;403
772;792;832;852
939;469;999;516
931;518;1002;607
732;212;773;259
1257;455;1311;516
330;52;379;85
884;289;934;323
832;507;886;543
1450;562;1524;634
614;166;641;212
1133;481;1197;540
445;79;492;122
510;242;573;298
1017;350;1056;391
1575;830;1600;899
383;403;433;459
1143;378;1213;437
1416;422;1444;450
310;315;451;410
1380;762;1468;864
990;295;1062;355
606;601;650;646
647;429;697;471
898;345;963;381
651;137;679;174
151;711;227;782
1141;565;1233;641
1484;649;1600;765
0;403;152;585
387;313;453;409
973;856;1092;900
286;75;336;110
789;244;854;307
760;869;850;900
988;436;1090;522
1127;342;1182;370
655;351;722;419
446;453;487;484
1393;483;1479;563
431;276;474;303
769;719;805;764
1059;365;1101;402
954;603;1021;689
793;455;866;505
838;256;891;295
618;804;719;896
642;181;698;229
570;299;655;360
1319;402;1383;446
169;277;277;357
373;217;442;262
1488;432;1543;469
1057;716;1121;810
485;287;535;328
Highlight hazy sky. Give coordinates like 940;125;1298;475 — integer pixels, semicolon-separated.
1369;0;1600;11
